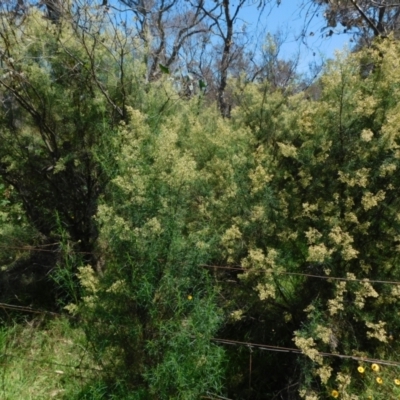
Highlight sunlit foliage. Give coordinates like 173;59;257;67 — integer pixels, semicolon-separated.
2;4;400;399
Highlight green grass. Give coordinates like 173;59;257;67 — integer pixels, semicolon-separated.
0;316;106;400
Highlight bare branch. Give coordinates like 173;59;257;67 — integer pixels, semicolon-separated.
349;0;384;36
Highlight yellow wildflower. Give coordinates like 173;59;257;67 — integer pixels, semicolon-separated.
395;379;400;385
187;295;193;300
331;389;339;398
376;377;383;384
371;363;380;372
357;366;365;373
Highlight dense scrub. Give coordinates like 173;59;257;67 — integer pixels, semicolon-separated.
1;7;400;399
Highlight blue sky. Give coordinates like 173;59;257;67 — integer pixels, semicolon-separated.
107;0;351;75
238;0;352;73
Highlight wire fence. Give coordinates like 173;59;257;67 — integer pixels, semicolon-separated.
201;264;400;285
1;243;400;388
0;243;92;254
1;300;400;368
0;302;60;316
2;243;400;285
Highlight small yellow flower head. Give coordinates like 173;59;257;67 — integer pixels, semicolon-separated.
187;295;193;300
371;363;380;372
376;377;383;384
331;389;339;398
357;366;365;374
394;378;400;385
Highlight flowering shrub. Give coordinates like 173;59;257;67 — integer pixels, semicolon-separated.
67;101;252;397
14;10;397;396
228;38;400;398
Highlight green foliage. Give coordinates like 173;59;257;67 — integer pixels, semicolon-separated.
158;63;170;74
227;41;400;398
0;178;36;266
66;104;248;398
0;8;146;261
4;6;400;399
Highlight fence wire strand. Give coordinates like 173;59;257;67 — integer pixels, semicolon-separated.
1;245;400;371
1;300;399;368
201;264;400;285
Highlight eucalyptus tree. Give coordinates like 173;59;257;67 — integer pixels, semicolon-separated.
190;0;277;116
116;0;210;81
306;0;400;44
114;0;281;116
0;0;64;21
